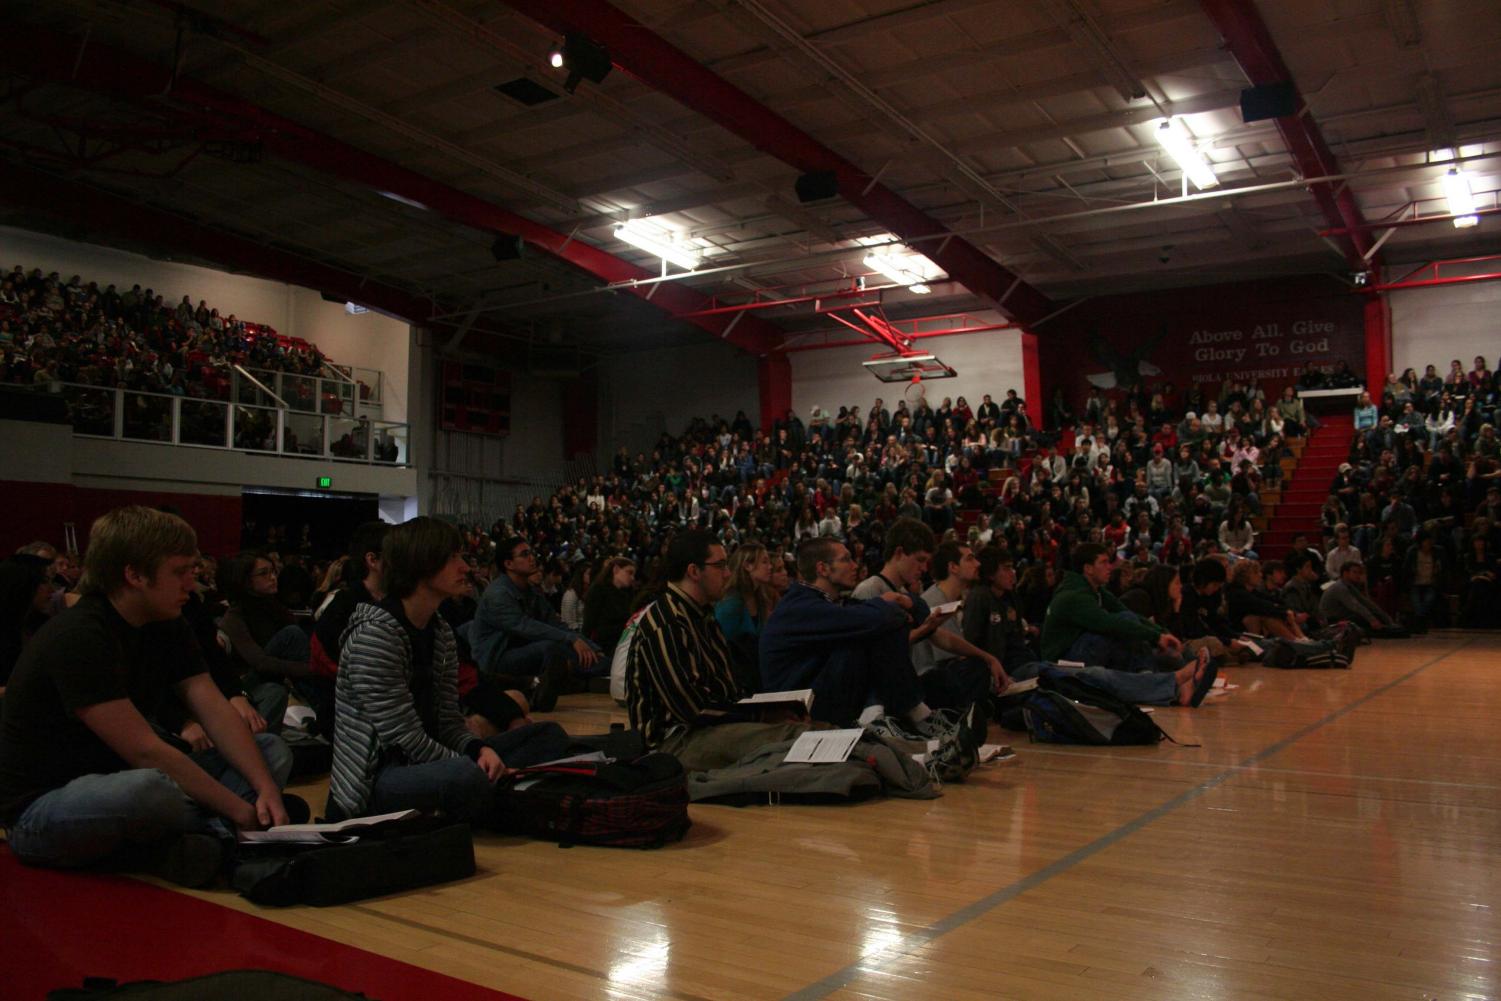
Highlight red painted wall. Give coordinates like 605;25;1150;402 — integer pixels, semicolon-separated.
3;481;242;558
562;372;599;459
758;353;792;433
1038;275;1365;417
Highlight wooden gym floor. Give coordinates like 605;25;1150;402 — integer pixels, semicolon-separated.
24;632;1501;1000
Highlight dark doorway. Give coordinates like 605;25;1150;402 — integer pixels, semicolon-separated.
241;488;379;559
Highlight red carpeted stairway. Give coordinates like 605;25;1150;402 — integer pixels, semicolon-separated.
1258;413;1355;556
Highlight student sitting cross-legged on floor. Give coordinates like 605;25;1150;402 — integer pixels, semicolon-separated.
1040;542;1199;675
0;506;293;887
327;517;524;825
966;547;1215;708
759;536;981;779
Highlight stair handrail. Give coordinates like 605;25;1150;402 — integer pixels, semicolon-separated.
232;364;289;409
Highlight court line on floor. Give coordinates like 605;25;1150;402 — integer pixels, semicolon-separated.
781;638;1473;1001
346;904;719;1001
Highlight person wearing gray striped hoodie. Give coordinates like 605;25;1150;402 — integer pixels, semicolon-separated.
327;518;506;822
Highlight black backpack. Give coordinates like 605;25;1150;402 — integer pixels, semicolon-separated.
1016;667;1172;746
493;752;691;848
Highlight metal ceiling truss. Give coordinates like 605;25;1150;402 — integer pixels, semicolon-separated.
498;0;1058;328
1198;0;1379;269
0;21;785;355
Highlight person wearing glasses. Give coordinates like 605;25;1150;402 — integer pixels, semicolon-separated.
625;530;743;747
219;550;314;731
470;538;600;712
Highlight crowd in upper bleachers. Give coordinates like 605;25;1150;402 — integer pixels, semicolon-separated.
481;376;1308;592
0;263;328;400
1329;358;1501;628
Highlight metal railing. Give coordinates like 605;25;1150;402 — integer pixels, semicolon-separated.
49;382;410;466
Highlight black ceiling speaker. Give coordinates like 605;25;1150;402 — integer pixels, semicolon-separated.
560;32;612;94
491;234;525;261
1240;81;1297;123
795;169;839;203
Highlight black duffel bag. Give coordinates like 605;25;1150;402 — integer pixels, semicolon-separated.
230;817;475;907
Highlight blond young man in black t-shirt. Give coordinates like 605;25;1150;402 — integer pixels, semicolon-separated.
0;507;292;886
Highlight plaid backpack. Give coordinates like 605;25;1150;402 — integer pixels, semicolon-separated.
1019;667;1169;746
493;752;691;848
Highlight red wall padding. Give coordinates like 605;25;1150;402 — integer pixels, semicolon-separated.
3;481;242;558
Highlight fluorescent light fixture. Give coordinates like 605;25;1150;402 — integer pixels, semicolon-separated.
615;220;701;270
377;190;428;211
1154;118;1218;190
1443;167;1478;228
862;240;944;294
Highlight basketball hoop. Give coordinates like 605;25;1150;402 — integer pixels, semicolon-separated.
861;351;957;384
904;374;926;407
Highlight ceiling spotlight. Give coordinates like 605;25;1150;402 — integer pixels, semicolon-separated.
1154;118;1218;191
1443;167;1478;228
552;32;612;94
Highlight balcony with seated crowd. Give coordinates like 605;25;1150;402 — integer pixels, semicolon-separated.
0;264;406;465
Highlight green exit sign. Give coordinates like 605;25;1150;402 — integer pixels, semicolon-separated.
316;476;333;489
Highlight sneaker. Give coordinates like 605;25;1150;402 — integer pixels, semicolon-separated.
150;833;225;888
925;732;976;784
863;715;929;756
945;702;990;742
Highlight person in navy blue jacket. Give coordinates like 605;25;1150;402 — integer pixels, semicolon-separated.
760;537;943;733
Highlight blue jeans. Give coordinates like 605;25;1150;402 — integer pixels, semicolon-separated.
243;624;311;732
485;636;593;681
1410;585;1438;624
6;732;292;869
1064;611;1183;674
1007;661;1176;705
368;755;493;824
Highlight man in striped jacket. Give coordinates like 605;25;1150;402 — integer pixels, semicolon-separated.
625;530;739;747
328;518;506;822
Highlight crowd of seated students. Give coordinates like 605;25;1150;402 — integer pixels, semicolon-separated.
0;464;1418;889
467;377;1319;618
0;263;329;402
5;359;1465;887
1329;358;1501;629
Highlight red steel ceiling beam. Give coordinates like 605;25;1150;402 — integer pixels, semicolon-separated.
1198;0;1378;269
0;162;447;326
498;0;1058;328
0;23;780;356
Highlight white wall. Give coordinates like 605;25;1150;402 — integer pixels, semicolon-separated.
1390;279;1501;377
0;226;410;421
789;328;1025;422
70;438;417;497
0;419;74;483
287;288;410;422
0;418;416;496
598;340;760;455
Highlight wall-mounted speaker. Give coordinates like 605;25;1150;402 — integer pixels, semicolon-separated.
491;234;525;261
795;170;839;203
1240;81;1297;123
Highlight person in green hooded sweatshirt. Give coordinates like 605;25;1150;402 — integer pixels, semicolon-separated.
1041;543;1191;674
